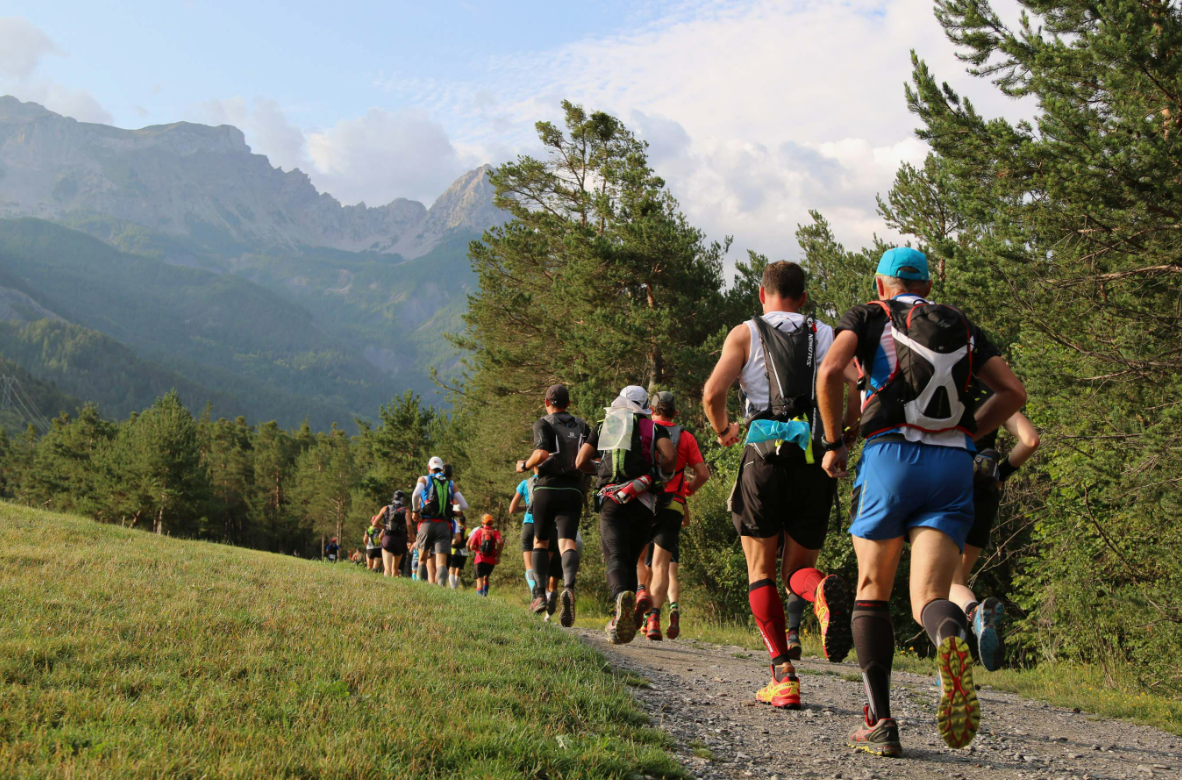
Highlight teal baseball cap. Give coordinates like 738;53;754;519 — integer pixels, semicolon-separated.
876;247;930;281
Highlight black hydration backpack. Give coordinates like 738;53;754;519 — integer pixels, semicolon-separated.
857;299;977;438
539;413;585;478
748;315;817;424
385;505;406;534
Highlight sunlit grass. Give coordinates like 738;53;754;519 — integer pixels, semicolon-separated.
0;503;687;780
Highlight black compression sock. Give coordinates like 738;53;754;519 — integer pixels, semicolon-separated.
921;598;968;645
852;600;894;721
531;549;550;598
786;592;806;632
561;548;580;589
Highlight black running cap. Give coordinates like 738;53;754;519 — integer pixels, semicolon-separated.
653;391;676;414
545;384;570;407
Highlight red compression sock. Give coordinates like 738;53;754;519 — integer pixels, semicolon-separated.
788;567;826;602
749;579;790;665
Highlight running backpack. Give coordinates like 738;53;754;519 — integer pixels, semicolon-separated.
385;505;406;534
479;530;498;556
418;474;455;519
597;411;666;487
857;299;977;438
539;413;585;478
747;315;817;424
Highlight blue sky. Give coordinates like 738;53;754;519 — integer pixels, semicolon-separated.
0;1;1028;258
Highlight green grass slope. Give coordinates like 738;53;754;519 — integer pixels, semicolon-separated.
0;503;683;780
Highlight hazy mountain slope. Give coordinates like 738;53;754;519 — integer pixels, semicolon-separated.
0;354;80;435
0;218;391;427
0;96;501;260
0;319;243;421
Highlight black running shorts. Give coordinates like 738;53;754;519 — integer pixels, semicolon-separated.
366;547;381;560
475;562;496;578
449;553;468;569
730;444;836;549
531;487;583;543
415;520;452;555
966;481;1001;550
650;507;683;563
521;522;536;552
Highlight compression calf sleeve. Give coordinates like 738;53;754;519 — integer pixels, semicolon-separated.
920;599;968;645
852;600;894;721
787;567;825;602
531;549;550;597
786;592;807;632
749;579;791;666
418;563;428;581
561;548;581;589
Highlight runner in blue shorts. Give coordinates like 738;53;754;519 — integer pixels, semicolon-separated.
817;247;1027;758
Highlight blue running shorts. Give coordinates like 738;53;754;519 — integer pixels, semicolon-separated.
849;440;974;550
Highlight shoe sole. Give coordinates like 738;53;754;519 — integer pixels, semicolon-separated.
614;591;638;645
847;739;902;758
646;627;662;641
936;636;981;748
756;689;801;709
976;600;1006;672
531;600;548;615
817;576;853;662
559;589;576;628
666;616;680;640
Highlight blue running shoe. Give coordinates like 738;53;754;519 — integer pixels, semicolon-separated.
972;597;1006;671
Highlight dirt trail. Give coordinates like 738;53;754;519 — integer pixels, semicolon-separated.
576;629;1181;780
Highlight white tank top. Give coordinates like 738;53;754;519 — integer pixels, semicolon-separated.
740;312;835;419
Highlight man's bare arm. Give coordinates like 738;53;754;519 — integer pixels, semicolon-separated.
973;356;1027;441
702;324;749;447
684;462;710;495
817;330;859;478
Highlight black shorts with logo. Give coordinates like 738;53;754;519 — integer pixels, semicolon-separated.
729;443;836;550
475;562;496;578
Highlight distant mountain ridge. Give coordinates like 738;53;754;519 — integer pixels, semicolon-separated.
0;96;502;259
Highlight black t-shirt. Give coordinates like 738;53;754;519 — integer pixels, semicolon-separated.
324;543;340;560
586;414;670;489
968;380;999;451
532;413;592;489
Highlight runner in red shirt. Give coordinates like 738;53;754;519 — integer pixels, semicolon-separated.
468;514;504;597
637;391;710;640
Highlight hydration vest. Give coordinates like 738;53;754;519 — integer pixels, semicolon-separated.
597;410;666;487
418;474;455;519
539;412;585;478
856;299;977;439
746;315;817;424
479;529;498;556
385;505;407;534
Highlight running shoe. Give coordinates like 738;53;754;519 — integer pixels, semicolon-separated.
645;611;662;641
814;574;853;662
847;705;902;757
666;608;680;640
546;590;558;617
635;588;652;630
936;635;980;749
529;594;548;614
559;588;576;628
605;591;638;645
755;667;801;709
786;628;802;660
972;597;1006;672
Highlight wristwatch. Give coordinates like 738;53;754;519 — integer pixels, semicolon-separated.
820;437;846;452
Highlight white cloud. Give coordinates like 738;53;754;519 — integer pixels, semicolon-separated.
382;0;1033;261
306;108;472;206
0;17;111;124
198;96;307;172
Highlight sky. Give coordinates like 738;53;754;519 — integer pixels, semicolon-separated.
0;0;1029;264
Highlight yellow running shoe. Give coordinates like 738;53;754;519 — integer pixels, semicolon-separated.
755;667;801;709
936;635;981;748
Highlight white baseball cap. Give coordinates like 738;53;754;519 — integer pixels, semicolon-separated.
427;456;444;472
610;385;652;415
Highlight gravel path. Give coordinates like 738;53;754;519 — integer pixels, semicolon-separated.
576;628;1182;780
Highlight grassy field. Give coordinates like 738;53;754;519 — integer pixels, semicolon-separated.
0;503;684;780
